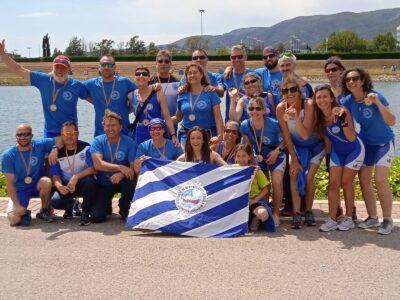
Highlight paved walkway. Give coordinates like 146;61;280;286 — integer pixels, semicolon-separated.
1;197;400;221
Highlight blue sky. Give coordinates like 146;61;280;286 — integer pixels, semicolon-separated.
1;0;399;57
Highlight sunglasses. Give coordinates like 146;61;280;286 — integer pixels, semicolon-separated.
282;86;299;95
100;62;115;68
135;71;149;77
62;131;78;137
16;132;32;138
263;54;276;59
192;55;207;60
149;126;164;132
244;79;258;86
345;75;360;83
325;67;340;74
157;59;171;64
224;129;239;135
230;55;244;60
248;107;262;111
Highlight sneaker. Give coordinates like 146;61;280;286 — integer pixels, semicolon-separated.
291;213;302;229
72;200;82;217
79;212;91;226
338;216;355;231
377;219;394;235
249;217;261;232
352;206;358;221
20;210;32;226
36;208;55;223
319;218;338;232
358;216;379;229
63;208;73;219
304;211;316;226
336;206;343;219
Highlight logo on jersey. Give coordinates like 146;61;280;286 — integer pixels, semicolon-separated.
263;136;271;144
111;91;120;100
146;103;153;111
271;80;281;93
62;91;73;101
362;108;373;119
197;100;207;109
114;151;125;161
332;126;340;134
31;156;38;166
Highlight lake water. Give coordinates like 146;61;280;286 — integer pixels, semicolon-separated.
0;82;399;156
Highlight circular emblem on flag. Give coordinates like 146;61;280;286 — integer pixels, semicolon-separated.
362;108;373;119
176;183;207;213
31;156;38;166
115;151;125;161
111;91;120;100
62;91;73;101
332;126;340;134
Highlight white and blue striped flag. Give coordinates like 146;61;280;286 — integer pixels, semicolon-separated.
126;158;254;237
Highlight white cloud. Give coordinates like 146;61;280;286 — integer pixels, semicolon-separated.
18;11;57;18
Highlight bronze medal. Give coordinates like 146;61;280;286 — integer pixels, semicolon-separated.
189;114;196;121
50;104;57;111
142;119;149;125
257;155;263;162
24;176;32;184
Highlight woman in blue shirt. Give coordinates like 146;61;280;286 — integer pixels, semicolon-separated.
210;121;241;165
175;63;224;147
341;68;396;235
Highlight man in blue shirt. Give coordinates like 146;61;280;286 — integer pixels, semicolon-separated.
0;40;88;138
50;121;98;226
1;124;55;226
83;56;137;136
90;111;137;222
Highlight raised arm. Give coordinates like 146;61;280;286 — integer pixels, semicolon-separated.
0;40;30;80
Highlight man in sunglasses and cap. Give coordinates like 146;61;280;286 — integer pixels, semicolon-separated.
1;124;61;226
0;39;88;138
83;56;137;137
49;121;98;226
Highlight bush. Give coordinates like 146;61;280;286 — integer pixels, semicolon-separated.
0;173;7;197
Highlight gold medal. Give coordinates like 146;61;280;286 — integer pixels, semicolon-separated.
364;97;372;106
142;119;149;125
189;114;196;121
50;104;57;111
228;87;238;98
257;155;263;162
24;176;32;184
332;107;342;115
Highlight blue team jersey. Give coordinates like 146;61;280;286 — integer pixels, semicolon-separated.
216;142;236;164
30;71;88;137
254;67;271;93
83;76;137;136
326;117;359;155
1;138;54;191
135;139;182;160
221;68;253;121
90;134;137;185
343;90;394;145
177;90;221;130
240;117;282;157
268;71;283;107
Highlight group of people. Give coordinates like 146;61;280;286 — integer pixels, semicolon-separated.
0;39;396;235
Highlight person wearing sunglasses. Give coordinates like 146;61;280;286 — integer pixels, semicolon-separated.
278;51;314;100
324;56;346;104
179;49;224;97
0;40;88;138
82;56;137;137
210;121;241;165
129;66;178;146
313;85;365;232
276;77;325;229
175;63;224;147
221;45;253;121
2;124;61;226
240;97;286;226
49;121;98;226
148;50;180;117
229;73;274;122
254;46;282;102
341;68;396;235
134;118;183;174
90;111;137;222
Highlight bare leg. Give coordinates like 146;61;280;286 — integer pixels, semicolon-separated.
37;177;53;209
328;166;342;220
341;167;358;217
375;166;392;219
358;166;377;217
271;169;284;221
305;163;320;211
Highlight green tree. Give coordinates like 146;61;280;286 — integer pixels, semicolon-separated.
315;31;368;52
65;36;84;56
42;34;51;57
94;39;115;56
182;36;210;54
147;42;159;55
276;43;285;53
125;36;146;55
215;47;229;55
53;48;62;57
370;32;397;51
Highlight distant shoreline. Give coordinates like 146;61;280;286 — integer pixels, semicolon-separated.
1;59;399;85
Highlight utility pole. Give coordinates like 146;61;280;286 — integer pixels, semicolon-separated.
27;47;31;58
198;9;205;36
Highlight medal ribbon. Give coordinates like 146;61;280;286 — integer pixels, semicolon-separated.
18;146;33;178
154;141;167;159
189;90;202;115
65;147;77;176
251;120;265;158
107;138;121;164
101;78;116;108
52;79;68;107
